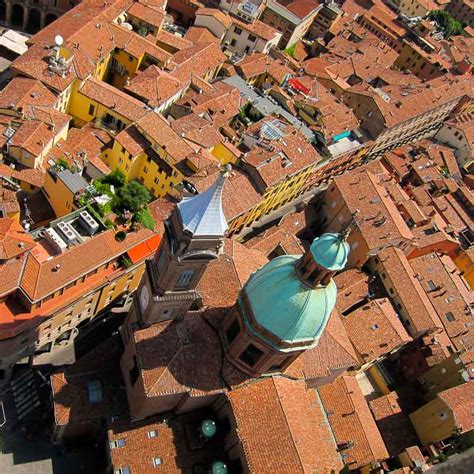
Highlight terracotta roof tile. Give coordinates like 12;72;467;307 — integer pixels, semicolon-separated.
438;381;474;434
125;65;186;108
376;247;445;335
174;81;242;129
0;218;35;260
185;26;221;45
196;7;233;28
170;42;226;82
244;120;322;188
19;228;155;301
341;298;412;364
170;114;222;150
245;210;306;257
115;126;150;157
136;112;195;161
134;312;225;397
51;336;128;426
369;391;419;456
127;2;165;28
318;376;389;469
80;78;148;123
228;377;343;473
409;253;474;351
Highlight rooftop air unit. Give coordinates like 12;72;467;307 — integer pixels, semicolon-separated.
44;227;67;253
56;221;78;244
79;210;100;235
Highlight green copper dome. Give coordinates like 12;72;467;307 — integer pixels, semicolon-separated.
310;233;350;271
241;254;338;352
200;419;217;438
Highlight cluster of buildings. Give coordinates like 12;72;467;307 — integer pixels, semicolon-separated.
0;0;472;472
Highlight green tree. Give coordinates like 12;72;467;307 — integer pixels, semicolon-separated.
115;181;150;214
136;208;155;230
428;10;464;38
102;168;126;188
56;158;70;169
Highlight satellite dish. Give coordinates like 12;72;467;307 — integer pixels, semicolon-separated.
55;35;64;47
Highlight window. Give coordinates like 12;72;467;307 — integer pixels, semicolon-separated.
175;270;195;289
371;324;379;331
439;411;449;421
248;34;257;42
267;356;291;373
225;319;240;346
152;457;163;467
143;166;148;174
234;27;242;35
110;438;126;449
239;344;263;368
88;104;95;116
114;468;130;474
445;312;455;322
147;430;158;439
427;280;437;291
88;380;103;403
156;251;166;272
230;38;237;47
129;356;139;386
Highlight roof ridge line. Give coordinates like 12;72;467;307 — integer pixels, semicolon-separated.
273;377;306;472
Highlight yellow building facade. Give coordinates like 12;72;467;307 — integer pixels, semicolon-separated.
453;248;474;290
409;397;457;445
228;146;367;236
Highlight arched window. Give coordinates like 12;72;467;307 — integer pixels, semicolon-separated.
175;269;195;289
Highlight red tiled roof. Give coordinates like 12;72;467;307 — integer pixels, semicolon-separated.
318;376;389;469
80;78;148;123
295;308;358;381
115;126;150;157
0;218;35;260
0;77;57;112
136;112;195;162
170;42;226;82
228;377;343;473
438;382;474;434
369;391;419;456
125;65;186;108
244;121;322;188
134;312;225;397
127;2;165;28
185;26;221;45
341;298;412;364
285;0;320;19
196;7;233;28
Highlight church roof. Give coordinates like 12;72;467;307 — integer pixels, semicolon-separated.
243;254;337;350
310;232;350;271
177;165;229;237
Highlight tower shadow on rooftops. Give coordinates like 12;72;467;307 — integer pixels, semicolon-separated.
132;306;238;395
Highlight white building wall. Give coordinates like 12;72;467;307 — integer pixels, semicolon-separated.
435;124;472;169
194;15;228;40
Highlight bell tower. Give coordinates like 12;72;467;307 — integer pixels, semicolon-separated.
131;165;230;327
